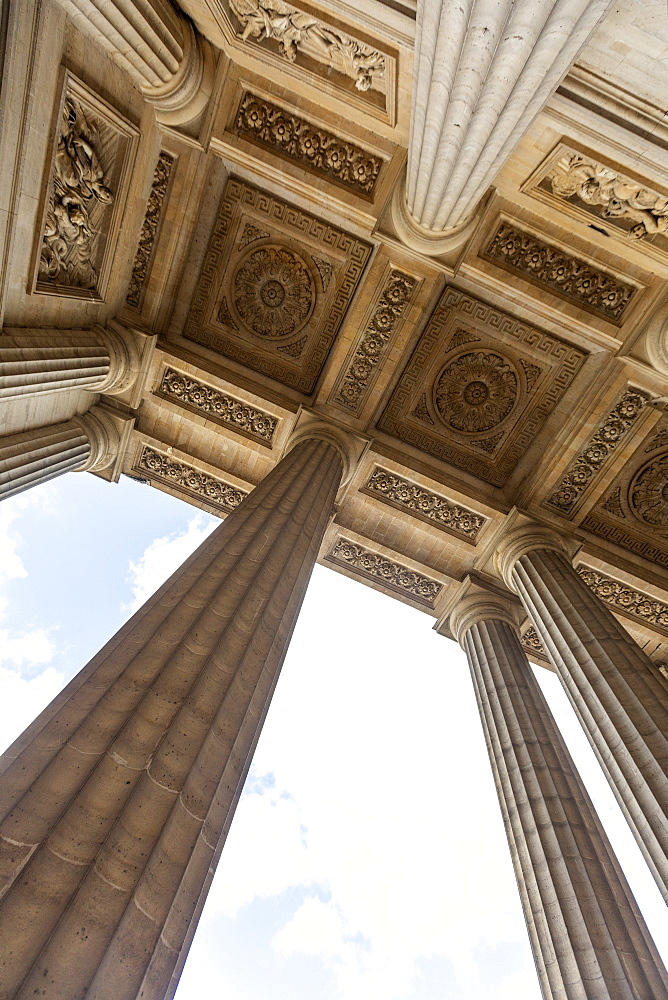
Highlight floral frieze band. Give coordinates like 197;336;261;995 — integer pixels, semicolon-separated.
234;93;382;197
126;150;174;308
361;468;486;540
156;367;278;444
482;222;635;323
333;269;417;411
134;445;247;513
544;388;648;516
326;538;442;607
577;565;668;636
520;626;548;661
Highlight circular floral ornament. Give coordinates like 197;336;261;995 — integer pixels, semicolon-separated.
629;453;668;527
232;245;314;338
433;351;518;433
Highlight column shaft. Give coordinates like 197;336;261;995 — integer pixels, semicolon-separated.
464;616;668;999
407;0;612;234
512;547;668;904
0;420;90;500
0;437;342;1000
0;332;110;398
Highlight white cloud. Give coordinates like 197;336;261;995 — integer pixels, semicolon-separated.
0;627;55;667
125;514;218;612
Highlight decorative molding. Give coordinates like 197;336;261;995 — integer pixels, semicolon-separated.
577;565;668;636
581;511;668;568
239;222;270;249
361;467;486;540
233;93;382;198
520;626;548;660
482;222;635;324
629;453;668;527
333;269;417;411
232;244;314;337
134;445;248;512
326;538;442;607
544;388;649;516
228;0;386;94
126;151;175;309
155;367;278;444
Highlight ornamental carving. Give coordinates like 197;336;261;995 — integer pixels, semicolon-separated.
135;446;247;513
232;245;314;337
229;0;386;93
483;223;635;323
576;566;668;636
433;352;518;433
234;93;382;197
39;96;114;292
545;388;649;516
629;454;668;526
156;367;277;444
126;150;174;309
334;269;417;411
520;626;548;660
361;468;486;540
549;153;668;240
326;539;442;607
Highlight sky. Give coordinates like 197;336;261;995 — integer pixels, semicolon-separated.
1;471;667;1000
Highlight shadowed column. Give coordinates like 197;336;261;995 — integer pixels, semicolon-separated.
449;585;668;999
0;433;343;999
496;524;668;906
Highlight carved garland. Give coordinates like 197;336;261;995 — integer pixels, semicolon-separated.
334;270;417;411
544;388;649;515
576;565;668;636
126;150;175;309
326;538;442;607
135;446;248;513
361;468;486;540
156;367;278;444
483;222;635;323
234;93;382;197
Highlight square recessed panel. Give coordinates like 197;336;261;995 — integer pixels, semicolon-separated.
184;178;372;394
378;287;586;487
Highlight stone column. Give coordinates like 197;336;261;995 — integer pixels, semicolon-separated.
448;585;668;999
0;406;125;501
397;0;612;253
52;0;214;125
0;324;139;399
0;429;351;1000
496;524;668;905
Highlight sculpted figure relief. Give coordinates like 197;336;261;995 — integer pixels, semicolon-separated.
229;0;385;91
39;97;113;290
550;154;668;240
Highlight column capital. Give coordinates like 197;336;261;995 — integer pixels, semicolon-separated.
284;408;369;494
73;404;134;480
437;576;523;647
390;173;480;258
487;510;579;591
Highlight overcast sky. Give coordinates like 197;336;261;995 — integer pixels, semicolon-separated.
1;473;667;999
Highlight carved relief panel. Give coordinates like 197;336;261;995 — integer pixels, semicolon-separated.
184;178;372;394
35;73;139;301
377;287;586;487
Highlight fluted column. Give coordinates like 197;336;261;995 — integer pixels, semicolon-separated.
0;406;125;500
398;0;612;253
496;525;668;905
52;0;214;124
0;433;347;1000
0;324;140;399
450;586;668;999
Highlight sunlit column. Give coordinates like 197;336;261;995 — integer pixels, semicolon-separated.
397;0;612;253
52;0;214;124
0;405;125;501
448;582;668;999
496;522;668;905
0;422;359;1000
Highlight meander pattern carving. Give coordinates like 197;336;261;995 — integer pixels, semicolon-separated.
234;93;382;197
545;388;649;516
483;222;635;323
361;468;486;539
156;367;278;444
126;151;174;309
576;565;668;636
136;445;248;512
326;539;442;606
334;269;417;411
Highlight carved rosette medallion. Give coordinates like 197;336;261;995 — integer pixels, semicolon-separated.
434;352;518;433
232;245;314;337
629;454;668;527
